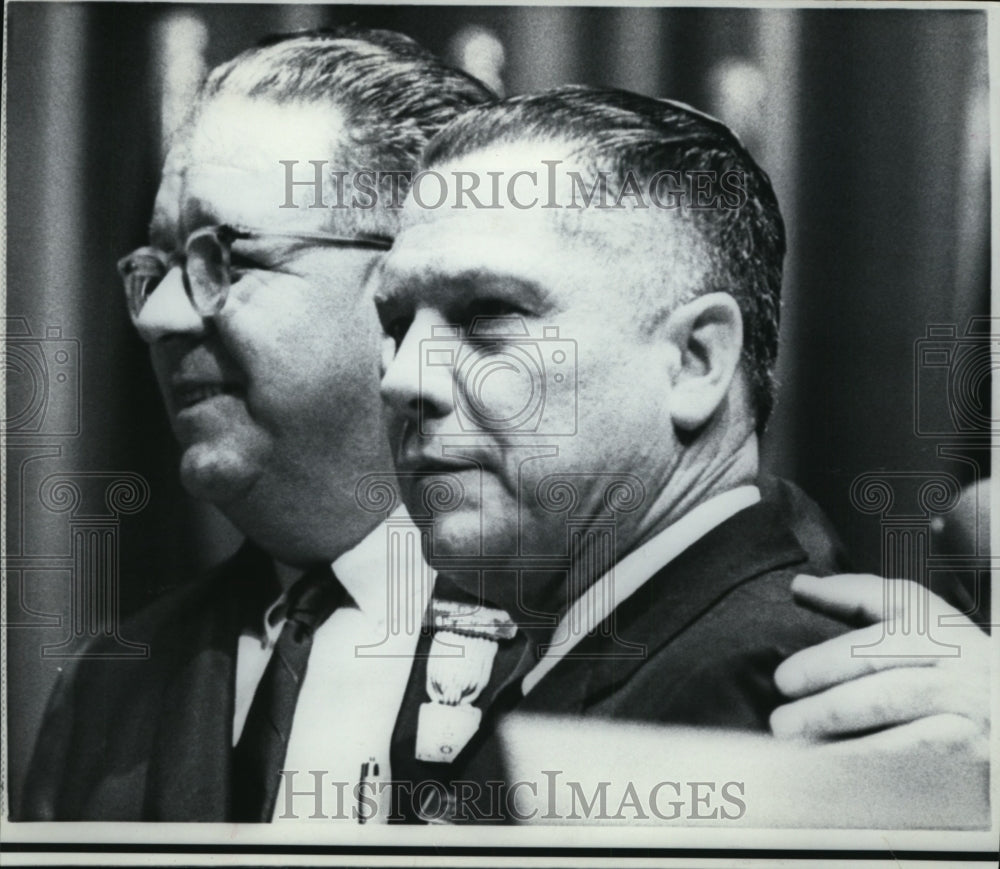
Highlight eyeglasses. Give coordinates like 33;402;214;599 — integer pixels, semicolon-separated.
118;224;393;322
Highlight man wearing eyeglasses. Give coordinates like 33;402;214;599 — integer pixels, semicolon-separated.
21;26;493;823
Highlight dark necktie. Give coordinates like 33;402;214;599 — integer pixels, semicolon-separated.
231;563;345;822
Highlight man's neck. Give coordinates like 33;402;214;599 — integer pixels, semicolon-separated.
477;430;760;640
626;428;760;556
220;481;395;590
510;434;760;651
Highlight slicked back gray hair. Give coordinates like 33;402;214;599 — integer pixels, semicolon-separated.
188;26;495;233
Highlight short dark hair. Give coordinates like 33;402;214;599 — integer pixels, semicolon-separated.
190;26;495;230
423;85;785;431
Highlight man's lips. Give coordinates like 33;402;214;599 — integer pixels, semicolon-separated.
394;422;497;475
172;381;242;411
396;443;493;475
396;452;477;474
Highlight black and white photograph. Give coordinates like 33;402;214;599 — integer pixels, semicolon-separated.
2;1;997;865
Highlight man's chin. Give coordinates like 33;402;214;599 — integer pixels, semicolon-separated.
179;443;261;506
416;510;490;559
423;510;580;617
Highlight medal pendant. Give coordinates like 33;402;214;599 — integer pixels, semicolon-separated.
415;702;483;763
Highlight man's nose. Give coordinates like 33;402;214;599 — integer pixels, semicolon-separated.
381;309;455;425
132;266;207;344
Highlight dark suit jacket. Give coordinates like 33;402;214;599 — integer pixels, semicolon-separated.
18;543;278;821
388;478;852;822
19;477;848;822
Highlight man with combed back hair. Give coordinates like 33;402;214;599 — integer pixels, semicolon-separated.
377;86;989;822
20;26;494;822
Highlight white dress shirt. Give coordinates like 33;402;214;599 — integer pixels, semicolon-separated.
522;485;761;695
233;507;434;822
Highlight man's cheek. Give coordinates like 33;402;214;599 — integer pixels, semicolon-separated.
149;350;175;396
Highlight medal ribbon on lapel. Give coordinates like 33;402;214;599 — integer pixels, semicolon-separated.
416;601;516;764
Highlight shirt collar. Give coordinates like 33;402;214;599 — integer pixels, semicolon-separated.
259;506;434;643
332;505;431;624
521;484;761;695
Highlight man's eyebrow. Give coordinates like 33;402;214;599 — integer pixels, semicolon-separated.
383;267;553;309
146;198;219;251
180;198;221;234
148;215;178;251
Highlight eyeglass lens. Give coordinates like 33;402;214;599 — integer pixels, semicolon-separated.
185;230;230;316
123;252;167;321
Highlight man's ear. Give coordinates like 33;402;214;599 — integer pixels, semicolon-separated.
662;292;743;431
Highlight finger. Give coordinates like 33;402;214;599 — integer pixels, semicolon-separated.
790;574;894;626
818;713;989;763
773;622;936;699
770;667;966;739
791;574;963;628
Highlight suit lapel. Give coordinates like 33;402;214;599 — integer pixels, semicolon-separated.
145;543;277;821
521;495;808;715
